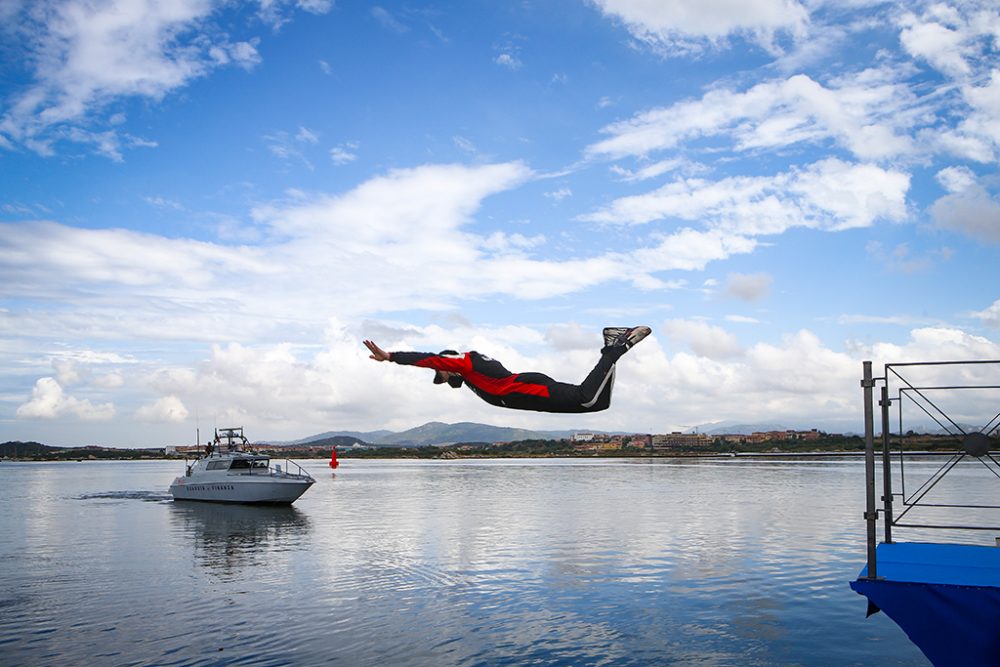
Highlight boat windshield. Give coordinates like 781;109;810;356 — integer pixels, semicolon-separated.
227;458;270;471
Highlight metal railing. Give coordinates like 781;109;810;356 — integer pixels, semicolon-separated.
861;359;1000;579
276;458;313;480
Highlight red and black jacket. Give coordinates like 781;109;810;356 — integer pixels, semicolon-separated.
388;350;551;408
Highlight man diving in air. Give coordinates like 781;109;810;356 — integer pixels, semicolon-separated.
363;326;651;414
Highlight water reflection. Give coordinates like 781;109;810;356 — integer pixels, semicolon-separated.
169;502;311;579
1;459;937;666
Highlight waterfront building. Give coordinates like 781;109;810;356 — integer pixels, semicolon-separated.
651;432;714;449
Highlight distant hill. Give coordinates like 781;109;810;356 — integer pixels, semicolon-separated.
0;441;56;457
270;421;611;448
1;441;163;459
275;429;394;446
287;435;368;449
687;421;791;435
373;421;558;447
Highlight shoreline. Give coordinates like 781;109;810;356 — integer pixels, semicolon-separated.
0;449;966;462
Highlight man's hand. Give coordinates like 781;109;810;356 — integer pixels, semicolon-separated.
364;339;391;362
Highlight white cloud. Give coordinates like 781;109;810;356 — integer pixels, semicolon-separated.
726;315;760;324
952;70;1000;162
257;0;333;28
869;327;1000;367
610;159;683;182
1;1;217;154
3;2;998;447
136;395;189;423
371;6;408;33
252;162;533;243
0;160;772;399
419;325;998;434
632;228;757;272
590;0;809;55
895;5;1000;163
53;358;81;386
12;317;1000;442
209;39;262;70
930;178;1000;244
330;142;359;164
582;158;910;235
0;220;274;297
16;377;115;421
0;0;326;157
745;330;855;395
899;13;969;77
861;329;1000;431
264;129;316;168
296;126;319;144
144;336;412;432
480;232;545;254
545;323;600;352
544;187;572;202
495;52;522;69
897;5;998;79
585;71;918;162
3;152;988;442
972;300;1000;328
935;165;977;193
143;195;184;210
726;272;772;302
611;327;863;432
453;135;477;154
94;372;125;389
838;313;932;328
663;319;743;359
296;0;333;14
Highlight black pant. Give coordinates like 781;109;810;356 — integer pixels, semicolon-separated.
487;346;625;413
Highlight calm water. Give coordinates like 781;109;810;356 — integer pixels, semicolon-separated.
2;456;990;666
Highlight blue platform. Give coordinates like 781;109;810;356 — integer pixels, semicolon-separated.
851;542;1000;667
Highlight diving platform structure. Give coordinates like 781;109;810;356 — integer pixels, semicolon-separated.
851;360;1000;666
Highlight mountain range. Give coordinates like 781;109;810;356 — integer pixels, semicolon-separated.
685;421;792;435
266;421;609;448
265;420;809;449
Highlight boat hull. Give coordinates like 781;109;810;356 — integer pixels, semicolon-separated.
169;476;313;504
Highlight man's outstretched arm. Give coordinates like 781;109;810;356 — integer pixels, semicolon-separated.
363;340;469;373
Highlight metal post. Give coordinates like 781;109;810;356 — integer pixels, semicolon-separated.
862;361;878;579
880;385;894;544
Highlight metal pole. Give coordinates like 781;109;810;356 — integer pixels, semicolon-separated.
880;384;894;544
862;361;878;579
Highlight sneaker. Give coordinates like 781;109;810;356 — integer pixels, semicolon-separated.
602;327;630;347
609;325;651;351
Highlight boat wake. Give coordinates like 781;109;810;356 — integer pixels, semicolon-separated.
75;490;174;503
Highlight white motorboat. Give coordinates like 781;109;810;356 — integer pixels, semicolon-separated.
169;427;315;504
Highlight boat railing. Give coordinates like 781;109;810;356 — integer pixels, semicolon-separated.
222;457;313;481
270;458;314;481
860;359;1000;579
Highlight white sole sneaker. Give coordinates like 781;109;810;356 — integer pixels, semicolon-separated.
612;325;651;350
603;327;630;347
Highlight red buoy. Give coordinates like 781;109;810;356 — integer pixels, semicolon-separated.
329;448;339;469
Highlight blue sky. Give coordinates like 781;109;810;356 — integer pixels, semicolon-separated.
1;0;999;447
